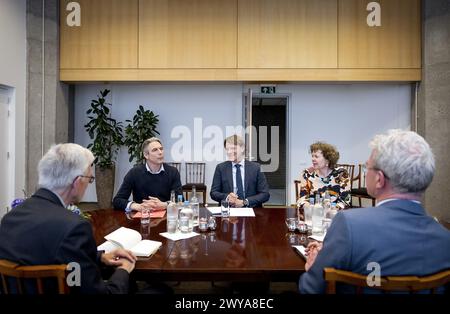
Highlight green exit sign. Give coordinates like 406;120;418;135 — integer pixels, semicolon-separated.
261;85;276;94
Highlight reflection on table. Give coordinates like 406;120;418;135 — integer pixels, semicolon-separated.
89;207;306;282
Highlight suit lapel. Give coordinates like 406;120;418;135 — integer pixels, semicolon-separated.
225;161;234;193
244;161;250;196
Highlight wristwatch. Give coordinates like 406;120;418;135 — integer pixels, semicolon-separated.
243;199;249;207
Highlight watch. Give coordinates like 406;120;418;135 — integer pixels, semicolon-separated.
243;199;249;207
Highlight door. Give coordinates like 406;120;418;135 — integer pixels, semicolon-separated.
243;92;288;206
0;88;10;216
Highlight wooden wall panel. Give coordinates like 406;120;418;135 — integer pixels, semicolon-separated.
139;0;237;68
60;0;138;69
339;0;421;68
238;0;338;68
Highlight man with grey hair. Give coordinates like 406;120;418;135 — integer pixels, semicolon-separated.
113;137;182;212
0;143;137;293
299;129;450;293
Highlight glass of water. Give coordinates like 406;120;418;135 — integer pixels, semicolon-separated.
221;200;230;218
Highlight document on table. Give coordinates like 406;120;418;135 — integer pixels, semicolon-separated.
159;231;199;241
230;208;255;217
308;233;326;242
206;207;255;217
292;245;307;260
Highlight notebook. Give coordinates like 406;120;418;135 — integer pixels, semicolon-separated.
97;227;162;257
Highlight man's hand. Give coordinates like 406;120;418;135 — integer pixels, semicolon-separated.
101;248;137;265
227;193;245;207
305;241;323;256
146;197;167;210
101;248;137;273
304;241;323;271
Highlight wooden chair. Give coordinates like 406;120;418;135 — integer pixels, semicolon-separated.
351;164;376;207
0;259;68;294
166;162;182;174
182;162;207;205
324;267;450;294
294;180;302;205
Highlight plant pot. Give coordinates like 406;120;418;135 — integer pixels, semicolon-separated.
95;165;115;209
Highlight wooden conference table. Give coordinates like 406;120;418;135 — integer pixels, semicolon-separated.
89;207;306;283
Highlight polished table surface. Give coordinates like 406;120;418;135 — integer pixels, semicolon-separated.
89;207;306;282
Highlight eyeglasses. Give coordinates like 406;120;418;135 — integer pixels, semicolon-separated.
78;175;95;184
362;164;389;179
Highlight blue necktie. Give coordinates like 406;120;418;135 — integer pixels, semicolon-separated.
235;164;245;200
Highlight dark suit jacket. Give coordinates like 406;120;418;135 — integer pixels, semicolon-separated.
210;160;270;208
0;188;129;294
299;199;450;294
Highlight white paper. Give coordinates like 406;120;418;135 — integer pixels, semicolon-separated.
206;206;255;217
97;226;162;257
293;245;307;259
308;233;326;242
206;206;221;215
159;231;199;241
97;240;119;252
230;208;255;217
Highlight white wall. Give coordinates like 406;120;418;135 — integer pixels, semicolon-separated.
74;84;244;203
281;84;411;204
74;83;411;205
0;0;27;215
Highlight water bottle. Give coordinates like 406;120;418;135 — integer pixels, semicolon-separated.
327;202;338;220
304;195;315;228
166;190;178;233
323;191;331;210
312;194;325;236
179;201;193;232
190;185;199;227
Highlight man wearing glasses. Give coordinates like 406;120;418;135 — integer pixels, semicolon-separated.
299;129;450;293
0;143;137;293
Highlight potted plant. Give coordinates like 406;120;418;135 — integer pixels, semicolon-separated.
84;89;123;209
124;105;160;164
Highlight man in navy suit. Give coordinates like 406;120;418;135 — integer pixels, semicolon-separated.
299;129;450;293
210;135;270;208
0;143;137;293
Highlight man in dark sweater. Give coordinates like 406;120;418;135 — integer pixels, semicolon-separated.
113;137;182;212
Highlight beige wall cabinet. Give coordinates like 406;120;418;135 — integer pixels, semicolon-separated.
60;0;138;69
60;0;421;81
339;0;421;68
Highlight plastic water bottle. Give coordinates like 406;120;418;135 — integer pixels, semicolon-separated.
323;191;332;212
179;201;193;232
327;201;338;220
304;196;315;228
190;185;199;227
166;190;178;233
312;194;325;236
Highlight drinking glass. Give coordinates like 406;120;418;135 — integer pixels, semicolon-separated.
141;208;150;225
221;200;230;218
285;217;297;232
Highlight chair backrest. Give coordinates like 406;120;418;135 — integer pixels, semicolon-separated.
294;180;301;203
324;267;450;294
336;164;356;186
185;162;205;184
0;259;68;294
166;162;182;174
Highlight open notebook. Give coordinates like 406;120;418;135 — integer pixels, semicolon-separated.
97;227;162;257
